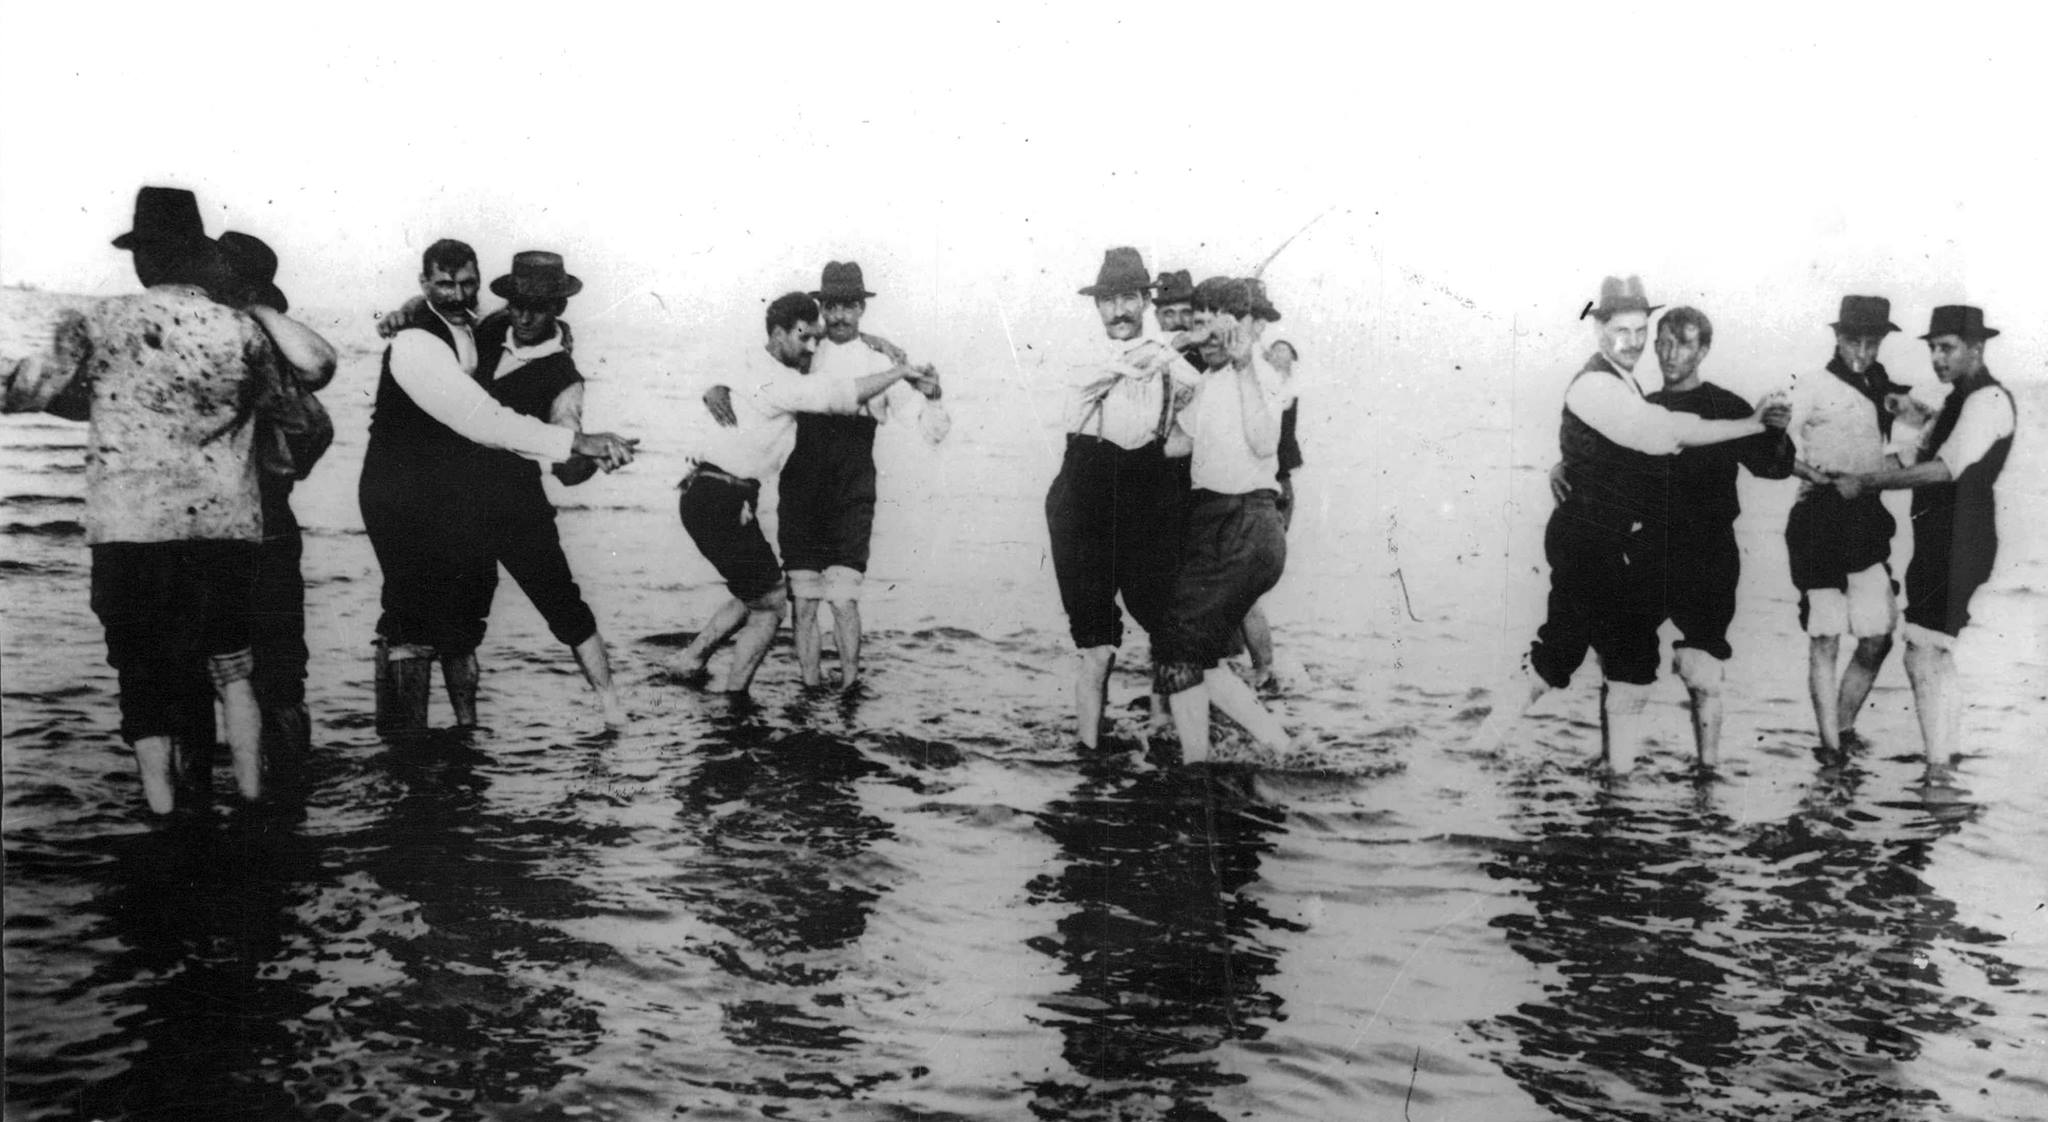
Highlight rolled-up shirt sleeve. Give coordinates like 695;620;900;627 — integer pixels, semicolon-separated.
1935;388;2016;476
387;329;575;463
1565;373;1721;455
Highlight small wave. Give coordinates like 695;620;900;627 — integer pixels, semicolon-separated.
1;520;84;536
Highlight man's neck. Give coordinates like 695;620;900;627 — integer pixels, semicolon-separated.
1663;374;1702;394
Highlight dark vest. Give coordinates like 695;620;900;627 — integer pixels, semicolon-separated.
1558;354;1666;526
478;335;583;483
1913;371;2012;532
784;412;882;506
366;311;480;467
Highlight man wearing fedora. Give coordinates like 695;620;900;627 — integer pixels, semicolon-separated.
674;292;937;693
1476;276;1784;770
1831;305;2015;771
216;229;340;788
1555;305;1796;768
1047;248;1207;750
1783;295;1916;758
773;260;948;691
0;187;290;813
359;239;638;731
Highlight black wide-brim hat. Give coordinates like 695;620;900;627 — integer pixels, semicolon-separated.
813;260;876;303
1079;247;1154;298
1153;269;1197;305
490;250;583;301
217;231;289;313
1829;294;1900;335
111;186;209;250
1919;304;2000;341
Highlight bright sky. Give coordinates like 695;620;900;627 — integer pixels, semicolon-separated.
3;2;2042;381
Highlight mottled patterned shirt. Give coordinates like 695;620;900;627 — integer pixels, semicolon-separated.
48;286;282;544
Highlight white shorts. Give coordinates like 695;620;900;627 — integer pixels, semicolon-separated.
1803;563;1896;638
787;565;864;603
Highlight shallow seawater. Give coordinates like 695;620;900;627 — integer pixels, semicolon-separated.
5;312;2047;1120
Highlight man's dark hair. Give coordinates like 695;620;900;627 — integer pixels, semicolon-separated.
1659;305;1713;349
421;238;478;277
1270;340;1300;361
766;291;820;336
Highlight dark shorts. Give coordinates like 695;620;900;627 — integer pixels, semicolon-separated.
360;450;498;655
1153;489;1285;693
1904;507;1998;638
681;470;784;607
489;465;598;649
1044;434;1188;649
1667;528;1739;662
90;540;258;743
1785;491;1894;593
1529;505;1664;688
778;491;876;575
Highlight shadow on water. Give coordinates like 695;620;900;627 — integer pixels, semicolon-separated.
1023;764;1300;1121
661;723;918;1103
1477;761;2016;1121
26;814;322;1122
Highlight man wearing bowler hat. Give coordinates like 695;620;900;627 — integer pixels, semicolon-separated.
1474;276;1784;770
772;260;948;691
359;240;638;731
1046;248;1208;749
1782;295;1915;758
1830;305;2015;772
0;187;290;813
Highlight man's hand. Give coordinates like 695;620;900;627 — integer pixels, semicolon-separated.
1885;392;1935;427
373;295;430;339
1755;390;1792;430
1266;342;1296;376
703;385;737;428
861;332;908;365
1548;462;1571;505
571;432;639;472
906;363;942;400
1833;473;1867;500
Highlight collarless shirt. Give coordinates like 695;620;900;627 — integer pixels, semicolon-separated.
1062;331;1202;450
1183;352;1293;494
693;345;864;482
432;305;479;376
1788;362;1892;489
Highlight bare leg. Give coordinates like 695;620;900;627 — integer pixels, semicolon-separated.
828;600;863;689
678;600;748;677
1837;634;1893;742
133;734;179;814
1167;683;1212;764
571;631;626;725
791;597;825;687
1903;638;1961;771
1471;665;1548;750
443;652;480;727
1205;666;1289;750
1241;601;1275;687
1074;645;1115;748
1807;636;1842;752
724;600;786;693
1601;679;1650;772
217;676;264;802
1675;648;1724;770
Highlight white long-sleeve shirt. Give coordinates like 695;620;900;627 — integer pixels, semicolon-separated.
1061;332;1202;449
1564;359;1731;455
386;328;574;463
692;346;865;482
810;337;950;445
1181;352;1294;494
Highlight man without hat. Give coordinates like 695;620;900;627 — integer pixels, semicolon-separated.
1475;276;1785;769
359;239;638;730
1782;295;1915;758
707;260;948;691
1830;306;2015;772
674;292;937;692
0;187;292;813
1046;248;1207;749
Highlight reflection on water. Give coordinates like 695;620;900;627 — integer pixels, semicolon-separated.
1480;762;2020;1121
1026;765;1297;1120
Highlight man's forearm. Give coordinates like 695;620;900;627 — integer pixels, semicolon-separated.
1862;459;1952;491
1235;367;1281;457
248;305;338;390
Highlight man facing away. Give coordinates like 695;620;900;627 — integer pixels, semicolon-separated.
1045;248;1205;749
1830;305;2015;773
1554;306;1794;767
0;187;287;813
359;239;637;730
1783;295;1914;757
1476;276;1783;770
674;292;936;692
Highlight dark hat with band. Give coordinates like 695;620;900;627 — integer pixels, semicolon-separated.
1830;294;1900;335
1153;269;1197;305
1580;275;1661;321
1919;305;2000;341
217;231;289;313
1079;247;1154;297
111;186;208;250
813;260;876;303
489;250;583;301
